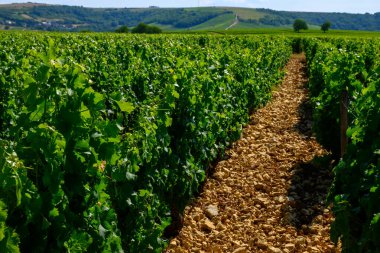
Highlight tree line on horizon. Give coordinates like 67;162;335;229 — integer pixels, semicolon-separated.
0;4;378;32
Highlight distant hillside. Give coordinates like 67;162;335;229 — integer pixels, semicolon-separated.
0;3;379;31
254;9;380;31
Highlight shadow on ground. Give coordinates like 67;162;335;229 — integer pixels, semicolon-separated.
281;157;333;230
294;99;314;138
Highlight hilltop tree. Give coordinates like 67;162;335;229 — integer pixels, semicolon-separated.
321;21;332;33
293;19;308;32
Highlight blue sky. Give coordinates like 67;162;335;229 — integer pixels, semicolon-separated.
1;0;379;13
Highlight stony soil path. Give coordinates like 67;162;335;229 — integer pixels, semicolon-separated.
165;54;338;253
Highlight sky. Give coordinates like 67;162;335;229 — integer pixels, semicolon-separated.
1;0;380;13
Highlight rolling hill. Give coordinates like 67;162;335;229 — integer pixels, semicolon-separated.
0;3;379;32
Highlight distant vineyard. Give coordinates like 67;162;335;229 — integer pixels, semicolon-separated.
0;33;291;252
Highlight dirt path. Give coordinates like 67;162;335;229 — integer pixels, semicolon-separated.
225;15;239;30
165;55;338;253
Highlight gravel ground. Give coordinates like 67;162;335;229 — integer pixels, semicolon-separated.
165;54;339;253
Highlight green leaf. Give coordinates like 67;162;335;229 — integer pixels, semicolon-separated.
189;95;196;104
73;73;86;90
0;201;7;241
29;102;45;122
36;65;50;83
80;103;91;120
93;92;104;105
49;208;59;218
75;139;90;150
371;213;380;225
116;101;134;113
138;189;150;197
165;115;172;127
0;228;20;253
172;90;180;99
64;230;92;252
110;153;121;166
346;127;354;138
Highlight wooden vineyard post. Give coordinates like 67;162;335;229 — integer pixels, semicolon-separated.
340;89;348;158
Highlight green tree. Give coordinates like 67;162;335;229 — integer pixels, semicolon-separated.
321;21;331;33
131;23;147;33
131;23;162;34
293;19;308;32
115;25;129;33
146;25;162;34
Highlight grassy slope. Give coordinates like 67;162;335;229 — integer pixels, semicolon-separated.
182;7;265;31
189;13;235;30
225;7;265;20
170;7;293;31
